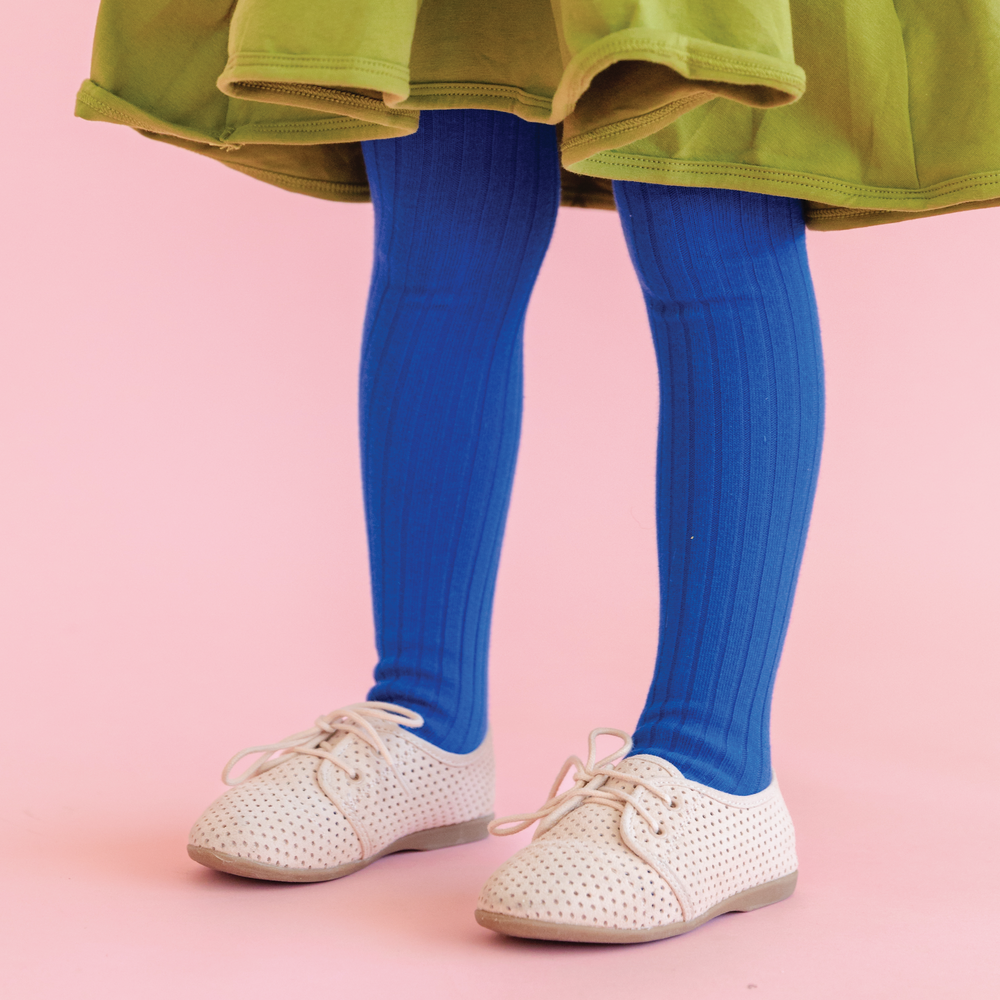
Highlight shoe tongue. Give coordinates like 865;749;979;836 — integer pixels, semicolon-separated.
612;754;686;784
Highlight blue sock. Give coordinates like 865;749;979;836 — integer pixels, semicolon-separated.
615;183;825;795
359;111;560;753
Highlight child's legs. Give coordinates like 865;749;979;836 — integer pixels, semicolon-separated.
615;182;824;795
360;111;560;753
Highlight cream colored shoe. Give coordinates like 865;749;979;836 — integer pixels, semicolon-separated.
188;702;494;882
475;729;797;943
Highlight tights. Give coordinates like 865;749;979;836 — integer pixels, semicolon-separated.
361;110;823;795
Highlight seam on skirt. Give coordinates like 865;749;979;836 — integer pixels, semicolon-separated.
580;152;1000;203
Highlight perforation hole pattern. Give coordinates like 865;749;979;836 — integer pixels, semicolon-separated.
477;756;796;931
189;726;494;871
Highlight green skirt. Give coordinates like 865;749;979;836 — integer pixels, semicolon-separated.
75;0;1000;230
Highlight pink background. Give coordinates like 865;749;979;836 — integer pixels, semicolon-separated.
3;6;999;998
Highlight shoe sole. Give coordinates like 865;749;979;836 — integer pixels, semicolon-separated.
475;870;797;944
188;814;493;883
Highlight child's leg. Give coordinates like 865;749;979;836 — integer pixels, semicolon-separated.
615;183;824;795
360;110;560;753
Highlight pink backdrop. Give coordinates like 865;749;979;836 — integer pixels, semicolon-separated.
2;6;998;998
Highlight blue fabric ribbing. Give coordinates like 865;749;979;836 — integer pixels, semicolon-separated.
359;110;560;753
615;182;825;795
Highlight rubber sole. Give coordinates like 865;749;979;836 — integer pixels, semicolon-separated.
188;814;493;883
475;870;797;944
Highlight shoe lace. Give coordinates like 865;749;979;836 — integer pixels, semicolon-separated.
489;728;680;838
221;701;424;793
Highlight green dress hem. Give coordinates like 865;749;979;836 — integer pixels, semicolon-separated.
76;79;1000;230
75;0;1000;230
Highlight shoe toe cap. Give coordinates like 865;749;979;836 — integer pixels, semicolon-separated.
188;759;362;871
477;837;683;931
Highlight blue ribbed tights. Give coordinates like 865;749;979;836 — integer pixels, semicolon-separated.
360;110;823;795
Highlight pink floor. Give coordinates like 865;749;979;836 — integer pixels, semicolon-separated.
3;7;999;998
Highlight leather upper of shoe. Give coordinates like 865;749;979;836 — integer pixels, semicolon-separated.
189;702;494;872
477;729;796;931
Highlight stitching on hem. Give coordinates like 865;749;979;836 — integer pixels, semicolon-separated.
408;85;551;108
226;53;409;82
406;82;552;110
230;119;406;137
78;92;164;133
80;86;400;145
586;152;1000;202
231;80;417;117
228;54;404;71
809;206;890;219
561;93;707;151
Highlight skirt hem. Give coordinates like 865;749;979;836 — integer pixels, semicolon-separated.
75;80;1000;230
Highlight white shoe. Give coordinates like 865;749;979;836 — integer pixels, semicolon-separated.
188;702;494;882
475;729;797;943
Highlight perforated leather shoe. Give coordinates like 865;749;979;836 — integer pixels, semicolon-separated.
476;728;796;943
188;702;494;882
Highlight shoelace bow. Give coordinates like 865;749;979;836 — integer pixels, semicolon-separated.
489;728;681;838
222;701;424;794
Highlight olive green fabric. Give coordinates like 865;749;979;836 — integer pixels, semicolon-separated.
75;0;1000;230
